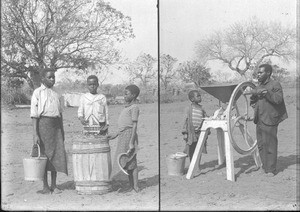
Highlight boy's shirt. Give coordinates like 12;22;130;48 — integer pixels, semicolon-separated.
78;93;109;125
117;102;139;133
182;103;207;144
30;84;64;118
191;105;207;132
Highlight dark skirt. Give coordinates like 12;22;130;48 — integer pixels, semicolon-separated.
111;128;138;178
38;116;68;175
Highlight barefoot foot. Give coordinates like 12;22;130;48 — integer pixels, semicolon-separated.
133;187;140;193
37;187;51;194
51;188;62;194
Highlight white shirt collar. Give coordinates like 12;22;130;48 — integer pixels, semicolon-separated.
41;84;47;90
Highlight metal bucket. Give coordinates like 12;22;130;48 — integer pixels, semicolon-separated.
23;144;47;181
166;152;188;176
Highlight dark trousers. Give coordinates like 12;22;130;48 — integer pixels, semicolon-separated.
256;122;278;173
188;142;197;162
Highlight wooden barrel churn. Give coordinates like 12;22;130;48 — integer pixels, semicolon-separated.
72;135;112;194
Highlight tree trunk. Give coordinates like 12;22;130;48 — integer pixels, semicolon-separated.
30;71;42;89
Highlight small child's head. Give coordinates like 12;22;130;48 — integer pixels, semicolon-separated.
188;90;202;104
87;75;99;94
41;68;55;88
124;84;140;103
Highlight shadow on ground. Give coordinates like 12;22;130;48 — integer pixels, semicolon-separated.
234;154;298;179
111;165;158;192
183;154;298;181
57;165;158;193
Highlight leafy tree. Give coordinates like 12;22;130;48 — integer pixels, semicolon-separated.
126;53;156;87
1;0;134;89
178;61;211;87
159;54;178;90
60;65;112;87
195;17;296;79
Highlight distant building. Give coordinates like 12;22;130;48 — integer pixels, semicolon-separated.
63;92;83;107
114;96;125;105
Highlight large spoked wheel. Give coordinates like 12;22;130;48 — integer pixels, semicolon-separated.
226;81;258;155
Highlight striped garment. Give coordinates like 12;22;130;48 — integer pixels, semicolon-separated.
192;106;205;131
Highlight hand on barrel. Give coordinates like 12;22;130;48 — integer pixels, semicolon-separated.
79;117;88;125
107;132;119;140
99;124;109;135
127;147;135;156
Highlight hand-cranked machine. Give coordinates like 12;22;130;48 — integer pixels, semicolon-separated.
186;81;262;181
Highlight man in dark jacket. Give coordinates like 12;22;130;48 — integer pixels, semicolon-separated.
250;64;288;176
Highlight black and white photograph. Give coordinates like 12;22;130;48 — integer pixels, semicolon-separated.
1;0;299;211
159;0;298;210
1;0;158;210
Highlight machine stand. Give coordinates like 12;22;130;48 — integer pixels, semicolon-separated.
186;119;260;182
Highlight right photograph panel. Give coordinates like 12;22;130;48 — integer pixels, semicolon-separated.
159;0;298;210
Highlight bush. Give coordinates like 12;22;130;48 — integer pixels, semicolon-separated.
139;91;157;104
160;92;174;103
1;81;31;105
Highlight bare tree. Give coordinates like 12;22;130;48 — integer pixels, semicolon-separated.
1;0;134;89
126;53;156;87
160;54;178;90
178;61;211;87
212;70;232;83
195;18;296;79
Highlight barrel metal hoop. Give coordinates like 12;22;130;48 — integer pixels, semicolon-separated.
72;147;111;154
75;180;111;186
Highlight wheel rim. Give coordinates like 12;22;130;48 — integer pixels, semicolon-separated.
226;81;257;155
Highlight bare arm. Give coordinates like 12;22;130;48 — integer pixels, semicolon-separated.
32;118;40;145
78;95;88;125
182;106;189;135
129;121;138;150
60;113;65;141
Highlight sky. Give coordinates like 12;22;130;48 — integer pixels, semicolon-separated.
103;0;158;84
160;0;297;62
159;0;297;78
58;0;297;84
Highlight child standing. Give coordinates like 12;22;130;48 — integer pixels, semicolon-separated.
78;75;109;134
30;68;68;194
182;90;209;162
108;84;140;193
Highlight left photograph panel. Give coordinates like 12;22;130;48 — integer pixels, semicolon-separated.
1;0;159;210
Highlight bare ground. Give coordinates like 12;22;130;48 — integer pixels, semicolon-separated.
1;103;158;211
160;86;299;211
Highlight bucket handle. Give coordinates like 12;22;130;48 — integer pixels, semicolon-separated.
31;143;41;158
175;152;188;157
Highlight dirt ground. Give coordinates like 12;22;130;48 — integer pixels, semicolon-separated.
1;103;158;211
1;85;299;211
160;86;299;210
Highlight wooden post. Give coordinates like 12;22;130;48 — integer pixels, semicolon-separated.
186;119;236;182
224;131;235;181
217;128;225;165
186;130;209;179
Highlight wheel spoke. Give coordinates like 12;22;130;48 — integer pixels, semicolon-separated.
227;81;257;155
